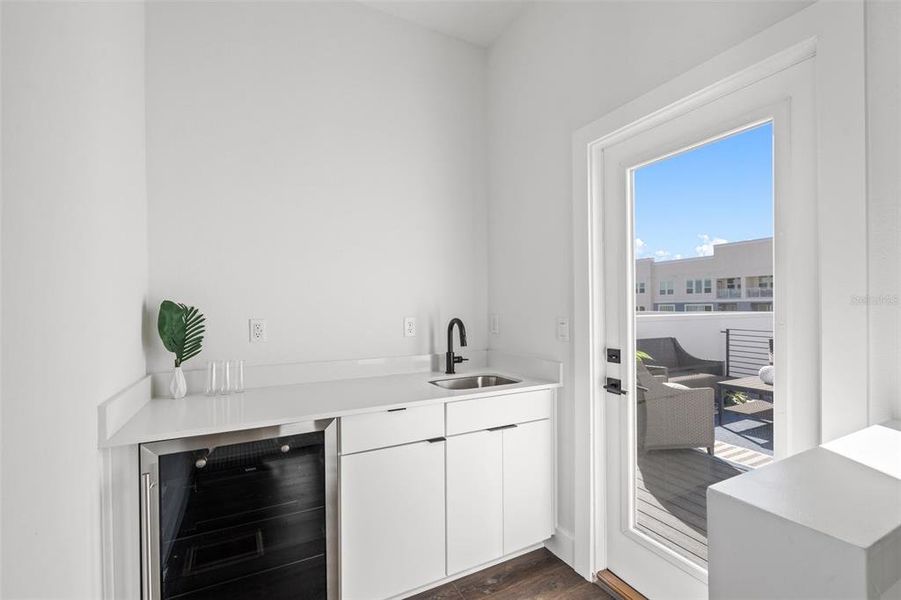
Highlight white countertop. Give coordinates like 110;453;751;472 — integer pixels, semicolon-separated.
102;370;560;447
708;421;901;549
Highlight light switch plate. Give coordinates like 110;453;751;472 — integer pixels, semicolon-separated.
489;314;500;335
556;316;570;342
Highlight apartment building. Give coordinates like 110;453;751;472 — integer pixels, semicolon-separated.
635;237;773;312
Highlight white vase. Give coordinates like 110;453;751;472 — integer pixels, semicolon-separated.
759;365;775;385
170;366;187;399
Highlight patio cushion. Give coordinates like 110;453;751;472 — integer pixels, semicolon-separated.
670;372;722;388
663;382;690;390
670;363;717;377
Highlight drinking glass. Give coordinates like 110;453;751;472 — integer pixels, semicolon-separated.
230;360;245;393
205;361;219;396
218;360;230;395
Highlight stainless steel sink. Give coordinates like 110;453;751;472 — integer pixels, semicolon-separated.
429;374;521;390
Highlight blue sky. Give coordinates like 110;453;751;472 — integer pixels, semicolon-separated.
634;122;773;261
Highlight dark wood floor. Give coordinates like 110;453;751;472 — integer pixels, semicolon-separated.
407;549;614;600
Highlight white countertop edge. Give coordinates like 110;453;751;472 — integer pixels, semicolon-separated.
708;426;901;550
101;370;561;448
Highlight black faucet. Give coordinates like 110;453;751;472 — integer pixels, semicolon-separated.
445;318;468;374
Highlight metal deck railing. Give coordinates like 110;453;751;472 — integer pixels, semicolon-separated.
721;328;773;378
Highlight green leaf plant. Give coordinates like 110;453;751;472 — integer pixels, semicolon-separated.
157;300;206;367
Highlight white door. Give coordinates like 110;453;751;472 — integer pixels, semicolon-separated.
503;419;555;553
599;59;817;597
446;429;504;574
340;441;446;600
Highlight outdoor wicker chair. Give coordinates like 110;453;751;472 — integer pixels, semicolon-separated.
636;360;715;455
637;336;724;378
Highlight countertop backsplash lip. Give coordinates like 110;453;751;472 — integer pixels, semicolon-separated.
147;350;490;398
98;350;561;448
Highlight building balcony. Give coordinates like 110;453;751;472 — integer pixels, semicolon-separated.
747;287;773;298
716;288;742;299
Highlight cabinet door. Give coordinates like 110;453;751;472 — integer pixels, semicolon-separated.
503;419;554;553
340;441;445;600
446;430;503;574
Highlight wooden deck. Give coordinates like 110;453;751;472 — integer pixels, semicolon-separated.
635;441;773;568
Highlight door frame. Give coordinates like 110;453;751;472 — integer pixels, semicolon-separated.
570;0;866;583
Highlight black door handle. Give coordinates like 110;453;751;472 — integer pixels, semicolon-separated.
604;378;627;395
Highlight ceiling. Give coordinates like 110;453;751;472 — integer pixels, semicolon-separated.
360;1;531;47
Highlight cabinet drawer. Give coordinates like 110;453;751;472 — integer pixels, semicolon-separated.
446;389;553;436
341;404;444;454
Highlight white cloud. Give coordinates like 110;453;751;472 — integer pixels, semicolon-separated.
654;249;670;260
695;234;728;257
635;238;646;255
673;254;683;260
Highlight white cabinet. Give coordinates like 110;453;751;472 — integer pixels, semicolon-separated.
446;389;554;435
446;429;504;573
446;416;554;574
502;418;554;553
340;440;446;600
341;404;444;454
340;388;556;598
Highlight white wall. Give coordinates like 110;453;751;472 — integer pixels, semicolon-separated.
486;0;811;540
145;2;488;374
865;0;901;423
637;312;774;364
0;3;147;598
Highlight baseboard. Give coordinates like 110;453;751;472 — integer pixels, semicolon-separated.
544;527;575;567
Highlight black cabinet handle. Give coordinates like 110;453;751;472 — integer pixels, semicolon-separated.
487;424;518;432
387;407;407;412
426;437;446;444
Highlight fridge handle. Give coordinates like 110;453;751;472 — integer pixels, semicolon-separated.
141;472;155;600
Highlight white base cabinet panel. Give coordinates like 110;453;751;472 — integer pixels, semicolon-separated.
446;418;554;574
502;419;554;553
340;441;446;600
340;390;556;599
446;429;504;574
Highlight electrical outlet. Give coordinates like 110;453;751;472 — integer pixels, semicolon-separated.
489;313;500;335
556;316;570;342
404;317;416;337
249;319;268;343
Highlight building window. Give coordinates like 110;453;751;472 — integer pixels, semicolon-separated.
685;303;714;312
659;281;674;295
636;306;646;312
636;282;646;294
752;302;773;312
718;303;739;312
686;279;709;294
656;304;676;312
